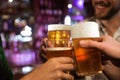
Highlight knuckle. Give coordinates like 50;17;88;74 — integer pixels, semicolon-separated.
55;64;61;70
49;58;61;69
49;58;56;62
56;71;62;78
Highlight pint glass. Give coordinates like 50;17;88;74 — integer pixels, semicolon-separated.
71;21;102;76
46;24;73;59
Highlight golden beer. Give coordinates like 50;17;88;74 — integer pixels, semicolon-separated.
73;38;102;76
46;47;73;59
71;21;102;76
46;24;72;59
47;30;70;47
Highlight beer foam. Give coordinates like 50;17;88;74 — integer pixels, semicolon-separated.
71;21;100;38
48;24;71;31
46;47;72;51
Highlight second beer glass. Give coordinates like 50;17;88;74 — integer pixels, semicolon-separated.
46;24;73;59
71;21;102;76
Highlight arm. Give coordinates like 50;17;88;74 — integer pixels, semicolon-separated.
20;57;74;80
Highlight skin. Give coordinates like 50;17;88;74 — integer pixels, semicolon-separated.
20;57;74;80
92;0;120;36
92;0;120;19
79;35;120;59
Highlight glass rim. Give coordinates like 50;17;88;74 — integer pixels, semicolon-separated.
48;24;71;31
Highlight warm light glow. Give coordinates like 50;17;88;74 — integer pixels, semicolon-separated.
68;4;72;9
56;31;60;40
8;0;13;3
2;15;10;19
64;15;71;25
22;66;33;74
75;49;87;61
20;25;32;36
15;19;20;23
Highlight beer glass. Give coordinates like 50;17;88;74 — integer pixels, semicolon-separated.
71;21;102;76
46;24;73;80
46;24;73;59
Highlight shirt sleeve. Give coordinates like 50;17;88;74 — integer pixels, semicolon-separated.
0;38;14;80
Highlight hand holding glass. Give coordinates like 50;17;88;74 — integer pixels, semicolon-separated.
71;22;102;76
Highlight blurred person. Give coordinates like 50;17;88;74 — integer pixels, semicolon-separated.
82;0;120;80
79;35;120;80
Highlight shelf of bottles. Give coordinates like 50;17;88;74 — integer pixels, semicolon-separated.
32;0;69;50
33;0;68;24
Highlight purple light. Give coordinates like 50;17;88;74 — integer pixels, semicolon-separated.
11;50;36;66
72;15;84;21
73;0;84;9
78;0;84;8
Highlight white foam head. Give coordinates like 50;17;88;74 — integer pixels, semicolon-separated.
48;24;71;31
71;21;100;38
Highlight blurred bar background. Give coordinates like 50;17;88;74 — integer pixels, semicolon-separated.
0;0;94;80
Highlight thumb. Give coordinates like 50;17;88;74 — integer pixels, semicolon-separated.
79;40;102;49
